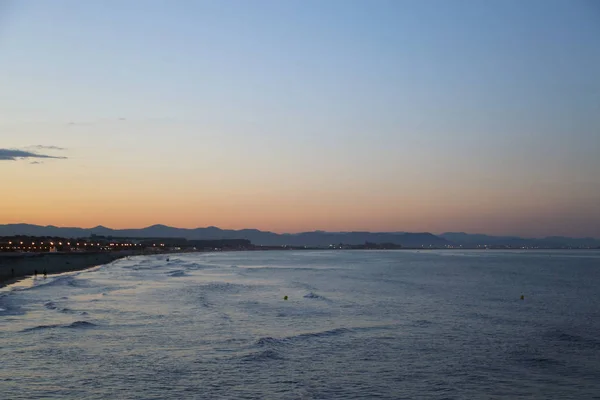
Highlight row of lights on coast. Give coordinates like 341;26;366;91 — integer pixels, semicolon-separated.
0;242;169;250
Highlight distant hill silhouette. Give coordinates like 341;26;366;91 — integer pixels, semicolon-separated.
1;224;597;248
0;224;448;247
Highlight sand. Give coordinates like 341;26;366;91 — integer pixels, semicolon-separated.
0;251;139;287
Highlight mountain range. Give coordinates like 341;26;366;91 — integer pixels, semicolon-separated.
0;224;448;247
1;224;599;248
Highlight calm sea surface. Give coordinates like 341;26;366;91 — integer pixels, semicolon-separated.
1;250;599;399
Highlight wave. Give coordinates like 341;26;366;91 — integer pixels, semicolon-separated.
256;336;288;347
161;260;212;270
255;327;353;348
3;275;77;295
240;349;283;362
68;320;96;328
303;291;328;300
167;270;187;277
254;324;398;349
183;262;212;270
295;327;352;340
59;307;80;314
128;259;159;270
546;329;600;349
130;265;157;271
22;320;97;332
44;301;58;310
40;275;81;288
45;301;86;315
200;282;251;293
291;281;318;291
413;319;433;327
522;356;565;367
22;324;62;332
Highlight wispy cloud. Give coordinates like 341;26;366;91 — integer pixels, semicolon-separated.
67;117;126;127
27;145;66;151
0;148;68;161
67;121;94;127
30;161;43;165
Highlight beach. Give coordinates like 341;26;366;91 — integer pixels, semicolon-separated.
0;252;138;287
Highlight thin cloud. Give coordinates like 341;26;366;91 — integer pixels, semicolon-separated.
30;161;43;165
0;149;68;161
67;121;94;126
67;117;126;127
27;145;66;151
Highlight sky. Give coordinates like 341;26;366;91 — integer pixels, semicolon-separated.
1;0;599;237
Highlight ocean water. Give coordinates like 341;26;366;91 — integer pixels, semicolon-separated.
1;250;599;399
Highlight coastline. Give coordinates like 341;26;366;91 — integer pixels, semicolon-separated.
4;247;591;288
0;251;139;288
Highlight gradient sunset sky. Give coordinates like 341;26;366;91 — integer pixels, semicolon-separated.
1;0;599;237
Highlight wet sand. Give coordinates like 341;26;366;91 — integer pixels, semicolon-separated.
0;252;138;287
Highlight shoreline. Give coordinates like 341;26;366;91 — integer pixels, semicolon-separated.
0;251;140;288
3;247;594;288
0;249;208;289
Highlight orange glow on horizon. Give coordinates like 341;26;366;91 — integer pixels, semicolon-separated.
2;163;599;238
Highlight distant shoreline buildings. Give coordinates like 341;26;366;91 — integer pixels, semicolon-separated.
1;234;597;253
0;235;252;254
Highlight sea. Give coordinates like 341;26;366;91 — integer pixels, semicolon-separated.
1;250;599;399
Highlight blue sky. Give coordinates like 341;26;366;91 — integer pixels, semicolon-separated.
1;0;599;237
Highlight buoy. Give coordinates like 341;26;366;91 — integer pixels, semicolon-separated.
520;295;524;300
283;296;288;301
